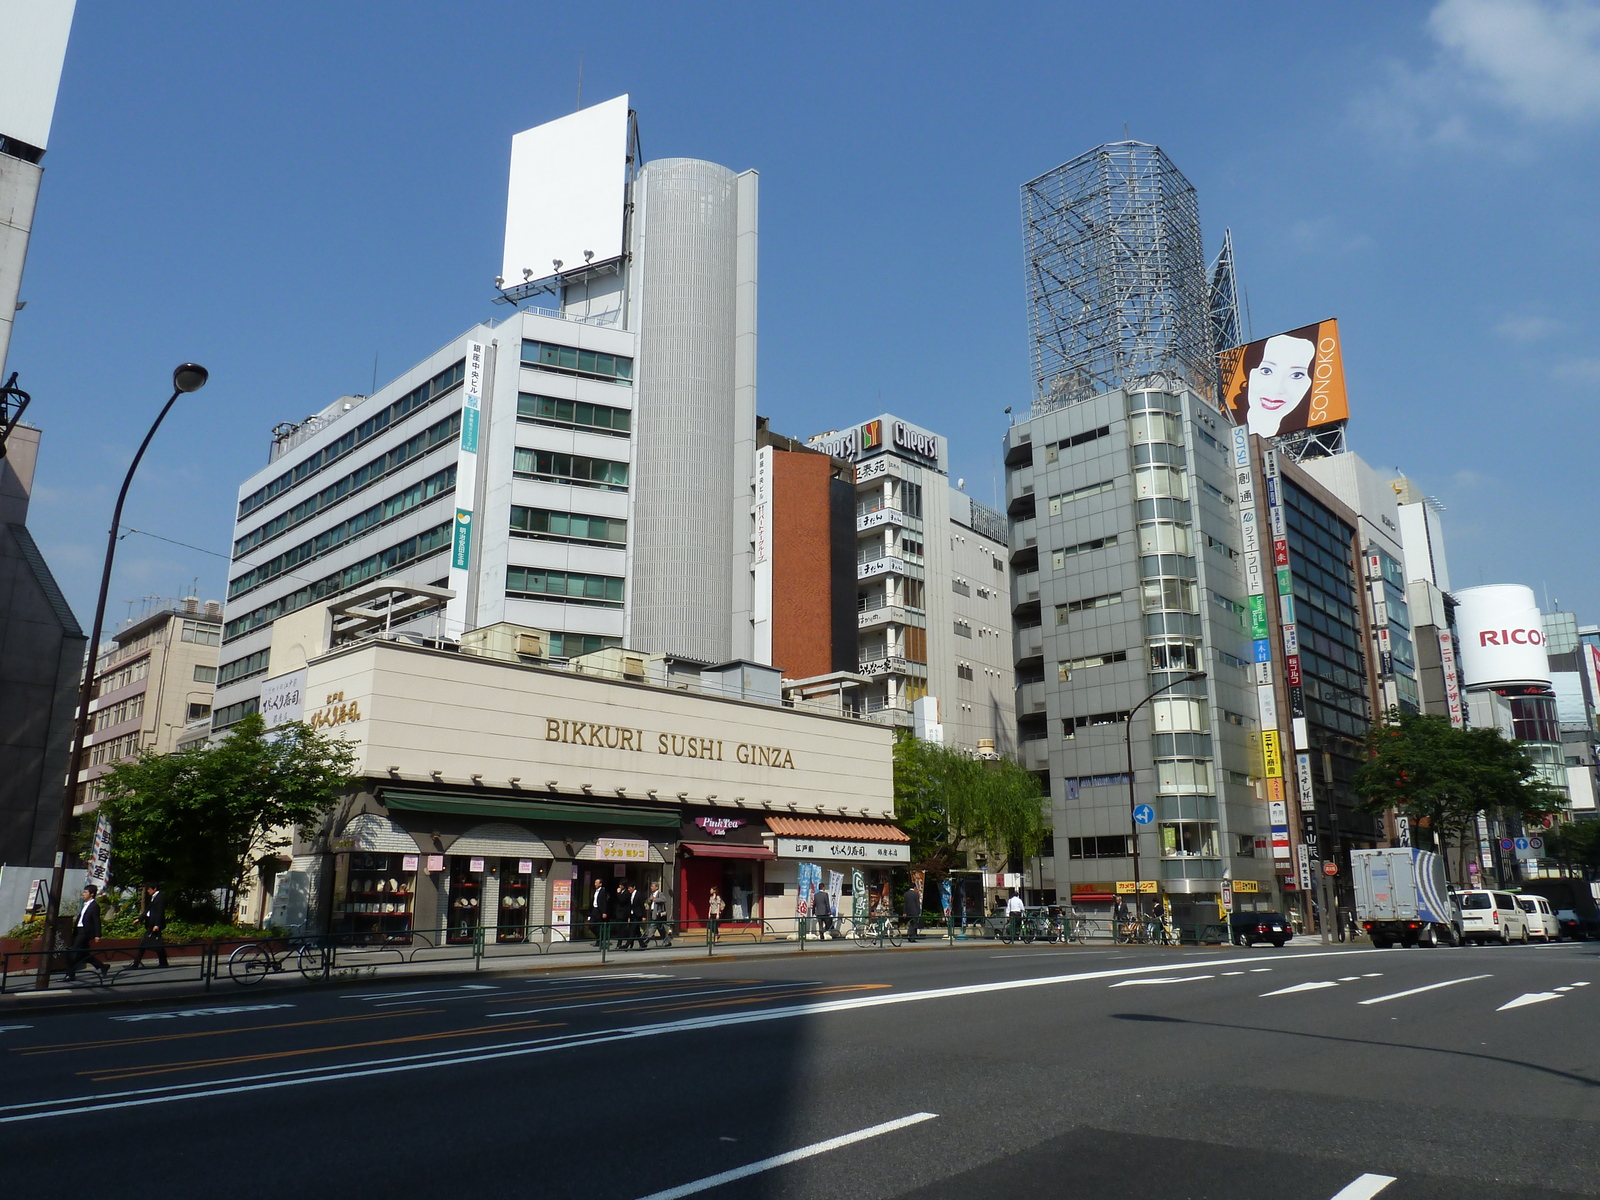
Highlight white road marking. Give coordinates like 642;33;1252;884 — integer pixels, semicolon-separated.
1357;975;1492;1006
110;1004;295;1023
1557;986;1573;992
632;1112;938;1200
0;1025;32;1033
1362;973;1383;978
490;984;790;1017
344;986;500;1001
1329;1173;1396;1199
1109;975;1214;987
0;947;1409;1124
1262;981;1340;997
1249;968;1273;973
1338;976;1362;981
1574;982;1591;987
1497;992;1563;1011
1222;971;1245;976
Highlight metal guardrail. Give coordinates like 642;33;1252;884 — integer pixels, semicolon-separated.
1;909;1195;995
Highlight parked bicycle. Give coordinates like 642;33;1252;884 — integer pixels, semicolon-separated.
1114;915;1178;946
227;937;330;986
851;914;902;949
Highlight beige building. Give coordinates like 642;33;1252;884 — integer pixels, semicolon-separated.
78;598;223;812
251;581;901;939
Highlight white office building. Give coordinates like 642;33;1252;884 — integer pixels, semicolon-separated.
214;97;759;726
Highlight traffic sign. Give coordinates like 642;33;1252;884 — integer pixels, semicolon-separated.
1221;880;1234;907
1501;839;1514;850
1322;860;1338;876
1530;836;1544;850
1133;804;1154;825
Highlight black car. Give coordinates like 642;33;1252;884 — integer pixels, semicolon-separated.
1230;910;1293;947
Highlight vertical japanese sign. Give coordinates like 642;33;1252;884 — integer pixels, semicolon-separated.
1295;752;1316;814
551;878;572;935
445;341;487;636
752;446;773;663
87;812;113;893
852;867;868;919
1440;630;1465;729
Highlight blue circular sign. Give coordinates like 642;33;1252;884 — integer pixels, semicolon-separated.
1133;804;1155;826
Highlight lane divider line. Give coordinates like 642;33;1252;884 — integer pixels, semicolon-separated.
1329;1172;1396;1199
632;1112;939;1200
1357;975;1493;1007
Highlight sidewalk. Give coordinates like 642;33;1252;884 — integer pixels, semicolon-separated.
0;932;1015;1017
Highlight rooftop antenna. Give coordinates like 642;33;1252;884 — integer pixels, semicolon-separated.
576;53;583;111
371;351;379;395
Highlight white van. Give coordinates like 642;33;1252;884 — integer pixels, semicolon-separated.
1455;890;1529;944
1517;894;1560;941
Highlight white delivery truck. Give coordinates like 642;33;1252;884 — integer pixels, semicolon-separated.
1351;847;1462;948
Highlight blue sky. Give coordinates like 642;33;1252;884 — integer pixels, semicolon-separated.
13;1;1600;631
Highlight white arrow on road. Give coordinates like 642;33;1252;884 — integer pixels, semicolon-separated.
1262;981;1341;997
1497;992;1564;1011
1110;975;1214;987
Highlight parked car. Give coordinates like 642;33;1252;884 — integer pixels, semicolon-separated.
1454;889;1529;944
1555;909;1600;940
1517;895;1560;941
1230;910;1293;947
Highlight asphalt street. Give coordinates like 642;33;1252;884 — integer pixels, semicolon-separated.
2;939;1597;1199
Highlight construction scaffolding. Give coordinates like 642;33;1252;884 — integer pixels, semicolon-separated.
1208;228;1243;360
1022;141;1214;413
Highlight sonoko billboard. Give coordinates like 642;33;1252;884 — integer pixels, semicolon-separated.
1220;319;1349;439
1453;584;1550;689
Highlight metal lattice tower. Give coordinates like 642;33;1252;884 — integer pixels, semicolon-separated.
1208;228;1242;358
1022;142;1213;412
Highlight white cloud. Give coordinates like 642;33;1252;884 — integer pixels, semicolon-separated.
1495;314;1563;340
1430;0;1600;121
1353;0;1600;147
1553;357;1600;382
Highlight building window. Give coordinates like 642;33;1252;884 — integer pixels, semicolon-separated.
97;655;151;696
1160;821;1219;858
520;339;634;383
1204;533;1238;560
952;579;970;596
187;702;212;721
548;632;622;658
1141;577;1198;614
1151;696;1208;733
513;448;629;491
510;506;627;547
90;732;142;766
238;359;464;519
1062;709;1131;737
1066;591;1124;614
517;393;631;436
1155;759;1214;794
1054;424;1112;452
1138;521;1191;556
1046;479;1115;516
1127;412;1184;445
956;663;974;681
1067;835;1133;859
193;664;217;684
1133;465;1187;501
1236;834;1255;858
992;555;1003;571
899;535;924;562
505;568;625;608
212;697;260;730
903;627;927;663
954;619;972;638
903;579;925;611
180;620;221;646
218;648;272;686
900;481;923;519
1050;533;1118;571
1148;639;1201;672
1057;650;1127;681
94;694;145;732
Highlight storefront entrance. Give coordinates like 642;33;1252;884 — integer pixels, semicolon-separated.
678;854;765;929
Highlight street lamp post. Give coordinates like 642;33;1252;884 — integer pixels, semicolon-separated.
1125;670;1207;921
33;364;209;990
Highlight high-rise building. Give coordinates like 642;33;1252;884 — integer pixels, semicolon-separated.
1391;475;1461;727
803;415;1015;753
78;598;223;810
214;97;759;726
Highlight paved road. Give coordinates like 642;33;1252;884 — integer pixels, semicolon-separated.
1;939;1596;1198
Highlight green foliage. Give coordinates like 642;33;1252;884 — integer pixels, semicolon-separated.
1540;819;1600;876
893;732;1049;871
88;713;358;902
1352;710;1567;882
4;913;277;949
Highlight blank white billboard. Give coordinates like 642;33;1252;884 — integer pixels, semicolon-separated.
0;0;75;149
501;94;629;288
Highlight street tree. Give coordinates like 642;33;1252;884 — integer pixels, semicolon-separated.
1352;710;1566;883
90;713;358;914
893;732;1049;873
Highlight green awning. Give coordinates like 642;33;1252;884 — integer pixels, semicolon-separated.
379;790;680;828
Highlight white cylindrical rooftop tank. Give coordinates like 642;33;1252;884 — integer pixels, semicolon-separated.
1452;584;1550;689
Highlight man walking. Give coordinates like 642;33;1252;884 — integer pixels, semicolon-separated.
1008;890;1027;940
62;883;108;983
813;885;834;939
903;882;922;942
589;878;610;943
127;882;168;969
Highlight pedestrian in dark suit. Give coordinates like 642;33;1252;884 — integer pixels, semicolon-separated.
903;884;922;942
589;880;610;941
127;883;168;969
617;884;642;949
813;886;834;938
62;884;108;982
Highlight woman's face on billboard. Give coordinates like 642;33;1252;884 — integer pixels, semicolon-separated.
1245;334;1315;437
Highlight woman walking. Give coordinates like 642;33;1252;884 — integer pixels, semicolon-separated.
707;886;726;942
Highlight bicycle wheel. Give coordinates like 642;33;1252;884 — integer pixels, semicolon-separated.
297;941;329;979
886;921;902;948
229;943;272;986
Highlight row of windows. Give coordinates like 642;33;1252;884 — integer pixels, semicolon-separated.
229;466;456;600
1128;412;1184;447
90;732;141;767
1046;479;1115;515
218;648;272;687
513;448;629;491
1284;480;1356;553
235;411;461;558
1134;464;1188;501
1198;477;1234;506
193;664;217;684
521;339;633;383
506;568;625;608
1142;577;1199;614
1054;591;1124;626
213;698;258;730
224;523;453;641
1062;709;1131;737
96;654;149;697
1044;424;1112;463
1057;649;1127;680
1067;835;1133;860
517;393;631;436
510;505;627;547
550;632;623;658
1050;533;1118;571
1149;639;1201;672
1204;532;1237;560
94;694;144;732
240;360;464;518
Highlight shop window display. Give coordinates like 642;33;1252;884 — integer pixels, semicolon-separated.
447;857;485;944
497;859;533;943
340;852;416;943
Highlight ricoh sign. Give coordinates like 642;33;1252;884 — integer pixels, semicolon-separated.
1453;584;1551;690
